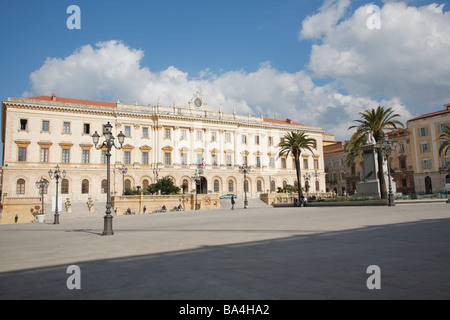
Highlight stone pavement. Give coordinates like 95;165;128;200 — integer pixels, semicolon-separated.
0;203;449;300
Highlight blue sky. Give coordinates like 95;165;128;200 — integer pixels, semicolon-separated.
1;0;449;150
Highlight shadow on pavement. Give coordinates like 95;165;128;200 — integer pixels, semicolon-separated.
1;218;450;300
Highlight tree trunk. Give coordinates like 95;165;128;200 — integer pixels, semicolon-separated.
295;154;303;202
377;146;387;199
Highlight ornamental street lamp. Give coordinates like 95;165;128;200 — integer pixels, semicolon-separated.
239;164;252;209
92;122;125;235
35;177;49;217
381;137;398;207
118;165;128;195
48;165;66;224
303;172;311;197
191;163;204;210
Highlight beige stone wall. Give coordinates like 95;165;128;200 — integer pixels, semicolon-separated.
111;193;220;215
0;196;42;224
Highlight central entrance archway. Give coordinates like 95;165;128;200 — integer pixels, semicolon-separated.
196;176;208;194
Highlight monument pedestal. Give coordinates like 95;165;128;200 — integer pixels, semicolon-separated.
357;143;381;198
356;143;396;199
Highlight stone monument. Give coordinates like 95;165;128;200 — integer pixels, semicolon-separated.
356;141;396;198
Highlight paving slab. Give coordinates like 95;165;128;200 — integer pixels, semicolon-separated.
0;204;449;300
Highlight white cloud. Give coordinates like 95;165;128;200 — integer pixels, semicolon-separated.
26;0;448;141
300;1;450;113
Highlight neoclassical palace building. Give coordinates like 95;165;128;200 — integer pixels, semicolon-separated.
1;93;326;203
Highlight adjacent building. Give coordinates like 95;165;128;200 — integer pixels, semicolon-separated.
407;104;450;193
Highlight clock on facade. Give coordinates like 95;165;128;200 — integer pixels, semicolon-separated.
194;98;202;108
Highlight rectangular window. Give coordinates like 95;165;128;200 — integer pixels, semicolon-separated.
255;135;260;145
42;120;49;132
164;128;171;139
82;150;90;163
303;158;308;169
421;159;432;170
197;153;203;165
18;147;27;162
142;152;149;165
212;154;217;166
399;144;405;153
124;126;131;137
62;149;70;163
181;153;187;165
196;130;202;141
142;127;149;138
102;151;107;164
420;143;430;153
268;136;273;146
83;123;90;134
180;129;187;140
270;157;275;168
314;159;319;170
20;119;28;131
241;135;247;144
256;156;261;168
165;152;171;165
242;155;248;166
281;158;286;169
226;132;231;143
418;127;428;137
211;132;217;142
41;148;49;163
63;122;70;133
226;155;232;166
438;123;448;134
124;151;131;164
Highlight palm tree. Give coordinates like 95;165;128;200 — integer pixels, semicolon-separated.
439;124;450;159
349;106;404;199
278;131;316;204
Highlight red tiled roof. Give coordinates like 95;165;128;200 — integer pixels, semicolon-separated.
263;118;307;126
408;107;450;122
324;147;345;154
26;95;116;108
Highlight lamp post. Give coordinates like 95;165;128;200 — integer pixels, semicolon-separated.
239;164;251;209
35;177;49;216
152;162;162;182
92;122;125;235
191;163;204;210
382;137;398;206
303;172;311;197
118;165;128;195
48;165;66;224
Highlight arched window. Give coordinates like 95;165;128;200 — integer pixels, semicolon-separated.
270;180;276;192
142;179;149;189
257;180;262;192
228;180;234;192
61;179;69;194
214;179;220;193
315;180;320;192
124;179;131;190
16;179;25;195
81;179;89;194
101;179;108;194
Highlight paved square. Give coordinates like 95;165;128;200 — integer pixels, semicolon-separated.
0;203;449;299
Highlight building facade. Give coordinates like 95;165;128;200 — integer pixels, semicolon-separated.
1;93;326;204
407;104;450;193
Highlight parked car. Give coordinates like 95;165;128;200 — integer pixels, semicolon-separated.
220;194;237;199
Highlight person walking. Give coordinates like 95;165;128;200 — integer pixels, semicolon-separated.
231;196;235;210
